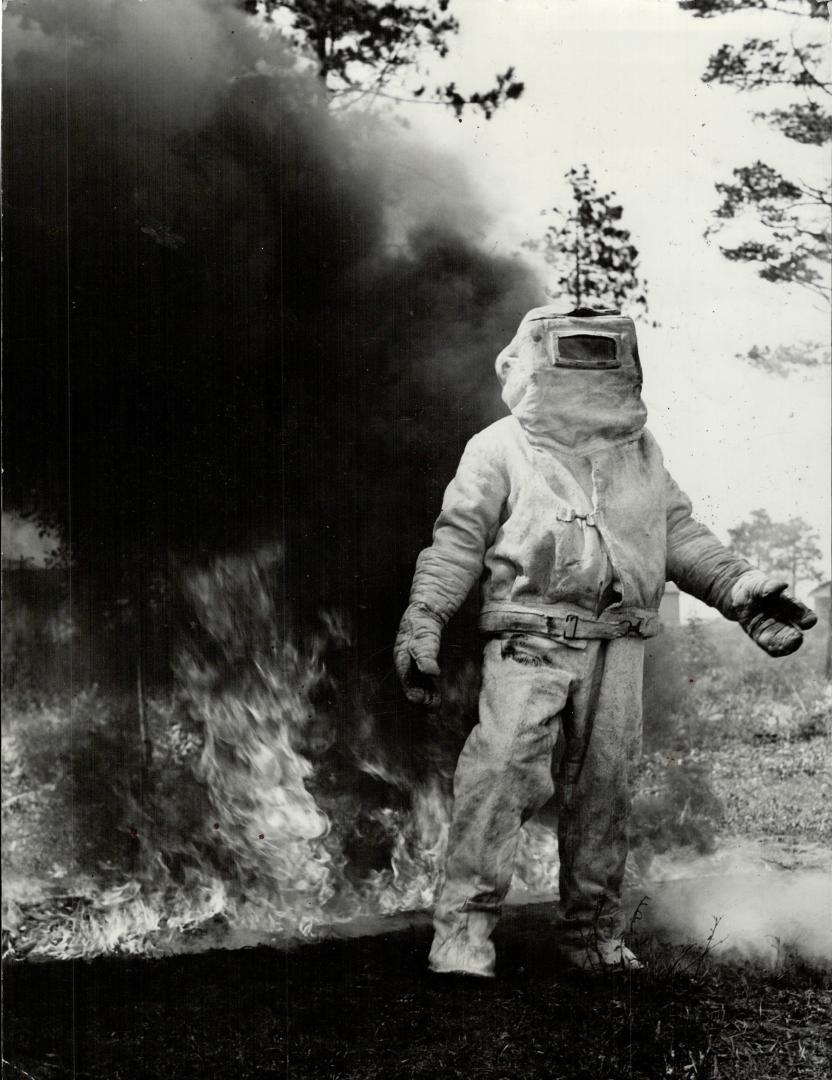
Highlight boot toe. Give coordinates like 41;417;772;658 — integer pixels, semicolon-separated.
557;937;644;976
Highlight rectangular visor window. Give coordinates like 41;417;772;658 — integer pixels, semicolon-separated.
554;334;621;370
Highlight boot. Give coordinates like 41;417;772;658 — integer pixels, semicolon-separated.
556;930;644;975
428;911;497;978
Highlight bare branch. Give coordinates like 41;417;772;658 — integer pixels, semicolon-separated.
791;32;832;95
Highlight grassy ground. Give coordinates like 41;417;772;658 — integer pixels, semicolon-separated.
709;736;831;848
637;621;831;865
4;910;831;1080
635;730;832;863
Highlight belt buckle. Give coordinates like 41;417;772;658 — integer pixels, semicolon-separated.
563;614;579;640
636;615;654;637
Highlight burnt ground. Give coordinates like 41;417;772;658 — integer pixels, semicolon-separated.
4;906;830;1080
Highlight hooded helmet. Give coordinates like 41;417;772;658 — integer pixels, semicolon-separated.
496;306;647;454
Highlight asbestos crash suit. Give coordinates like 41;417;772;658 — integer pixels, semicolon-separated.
394;307;817;977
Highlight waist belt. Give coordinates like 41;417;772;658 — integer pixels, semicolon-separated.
478;606;659;640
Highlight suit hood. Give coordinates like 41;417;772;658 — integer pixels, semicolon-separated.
496;307;647;454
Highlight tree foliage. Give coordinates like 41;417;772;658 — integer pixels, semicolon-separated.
703;37;829;92
737;339;831;374
680;0;831;300
527;165;648;315
708;160;830;295
680;0;828;20
728;509;824;590
244;0;524;117
756;100;831;144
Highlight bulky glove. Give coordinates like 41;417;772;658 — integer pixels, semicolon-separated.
394;603;443;707
728;570;817;657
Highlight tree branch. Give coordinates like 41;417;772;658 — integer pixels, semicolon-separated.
791;33;832;95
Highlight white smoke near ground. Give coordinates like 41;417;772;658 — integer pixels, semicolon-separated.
640;870;832;968
631;842;832;968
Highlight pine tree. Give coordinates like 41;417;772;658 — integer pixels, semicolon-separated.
727;509;824;592
680;0;831;301
529;165;648;316
244;0;524;117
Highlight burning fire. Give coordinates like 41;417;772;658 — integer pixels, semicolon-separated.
3;550;564;960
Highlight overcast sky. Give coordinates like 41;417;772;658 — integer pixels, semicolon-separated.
398;0;831;610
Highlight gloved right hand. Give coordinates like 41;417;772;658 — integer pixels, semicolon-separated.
728;570;818;657
394;604;443;708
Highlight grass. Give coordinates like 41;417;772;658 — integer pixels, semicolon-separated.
3;914;831;1080
708;736;831;846
635;620;831;862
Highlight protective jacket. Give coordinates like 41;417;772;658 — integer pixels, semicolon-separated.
409;309;751;634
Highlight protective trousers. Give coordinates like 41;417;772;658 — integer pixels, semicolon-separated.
429;632;644;977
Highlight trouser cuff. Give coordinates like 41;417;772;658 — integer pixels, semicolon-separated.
429;910;498;978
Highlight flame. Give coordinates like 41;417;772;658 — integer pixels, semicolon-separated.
2;549;574;959
16;542;748;967
365;776;451;915
21;550;828;966
0;551;530;957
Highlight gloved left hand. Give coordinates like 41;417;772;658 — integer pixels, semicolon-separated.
728;570;817;657
394;603;443;708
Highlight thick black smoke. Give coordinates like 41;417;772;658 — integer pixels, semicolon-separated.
4;0;539;681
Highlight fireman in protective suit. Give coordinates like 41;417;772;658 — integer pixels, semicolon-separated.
394;307;817;977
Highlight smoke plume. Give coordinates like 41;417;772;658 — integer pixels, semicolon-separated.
3;0;539;675
638;846;832;969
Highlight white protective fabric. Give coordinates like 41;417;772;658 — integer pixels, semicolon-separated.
410;308;754;978
410;310;751;628
430;633;644;978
